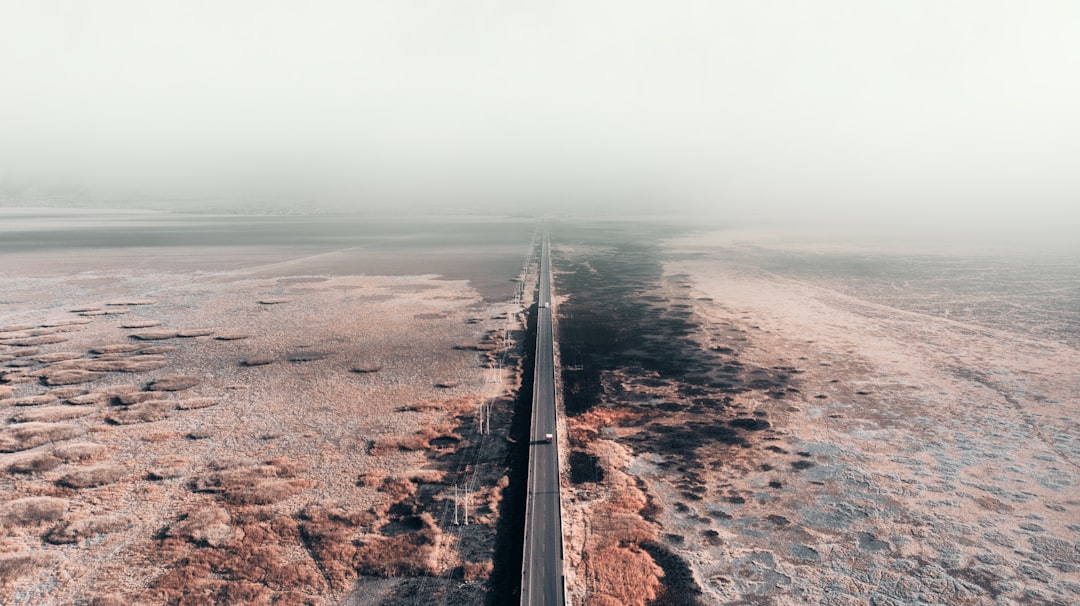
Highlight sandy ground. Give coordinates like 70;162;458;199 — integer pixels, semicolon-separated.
557;230;1079;605
0;245;524;604
667;235;1079;603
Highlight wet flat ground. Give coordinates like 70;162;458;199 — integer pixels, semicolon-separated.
0;209;536;301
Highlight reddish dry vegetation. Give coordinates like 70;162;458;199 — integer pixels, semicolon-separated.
570;441;666;606
150;470;453;604
0;552;58;587
1;262;517;604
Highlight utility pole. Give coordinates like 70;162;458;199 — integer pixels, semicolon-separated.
463;487;470;526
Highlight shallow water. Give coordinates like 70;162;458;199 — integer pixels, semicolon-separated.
0;209;537;300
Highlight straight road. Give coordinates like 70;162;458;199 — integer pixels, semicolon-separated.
521;234;565;606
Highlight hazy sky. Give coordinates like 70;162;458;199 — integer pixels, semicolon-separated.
2;1;1078;235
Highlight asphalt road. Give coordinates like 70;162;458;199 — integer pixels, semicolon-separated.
521;234;565;606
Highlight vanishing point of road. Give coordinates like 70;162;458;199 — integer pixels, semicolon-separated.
521;234;566;606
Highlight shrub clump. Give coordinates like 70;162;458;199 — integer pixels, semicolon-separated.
191;459;308;506
176;397;217;410
45;514;127;544
0;552;57;586
5;452;63;475
42;370;105;385
57;464;125;489
352;513;444;578
0;497;69;527
5;394;58;407
105;401;172;425
147;375;201;392
147;455;188;480
11;405;93;423
166;505;242;547
0;422;82;453
52;442;107;462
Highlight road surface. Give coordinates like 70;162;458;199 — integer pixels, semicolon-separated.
521;234;565;606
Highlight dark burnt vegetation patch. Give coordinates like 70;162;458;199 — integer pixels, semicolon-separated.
553;232;796;468
568;450;605;485
552;225;801;602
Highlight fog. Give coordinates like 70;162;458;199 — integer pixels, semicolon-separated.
1;1;1078;246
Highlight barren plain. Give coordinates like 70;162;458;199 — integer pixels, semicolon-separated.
0;210;536;605
555;224;1080;605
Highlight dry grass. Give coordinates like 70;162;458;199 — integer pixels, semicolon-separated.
567;411;668;606
45;386;88;399
356;470;385;487
83;357;168;373
0;497;69;527
1;265;504;603
52;442;107;462
0;422;83;453
461;560;494;582
0;552;57;586
11;405;94;424
191;459;309;506
3;394;58;407
79;309;128;316
152;539;324;602
241;356;275;367
349;364;382;374
40;318;91;327
177;329;214;338
214;333;251;341
90;343;145;354
176;397;217;410
41;369;106;385
581;544;664;606
0;335;68;346
57;464;125;489
486;475;510;516
85;595;126;606
64;392;109;406
5;452;63;474
0;370;38;384
408;469;447;484
44;514;128;544
166;505;241;547
105;401;173;425
147;455;188;480
120;320;162;329
112;391;165;405
99;384;141;396
146;375;200;392
130;330;180;340
35;352;84;363
352;512;444;578
297;505;377;589
371;425;460;455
